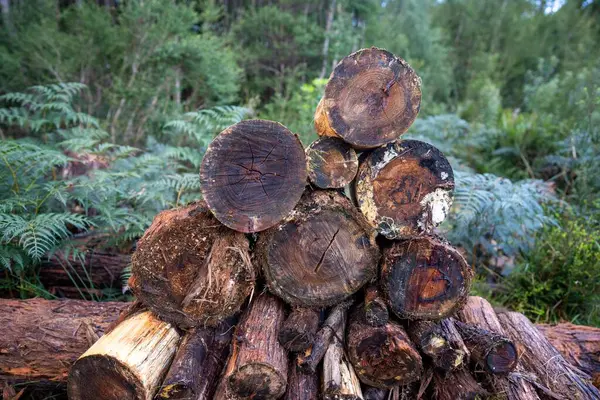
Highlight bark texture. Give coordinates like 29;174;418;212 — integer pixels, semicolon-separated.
406;319;467;372
433;369;487;400
200;119;307;233
278;308;321;353
364;285;389;327
306;137;358;189
284;361;319;400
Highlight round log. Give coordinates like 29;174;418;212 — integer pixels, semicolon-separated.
200;119;307;233
306;137;358;189
406;319;467;372
354;139;454;239
314;47;421;149
381;237;472;320
364;285;389;327
130;201;254;329
257;190;380;308
68;311;180;400
278;307;321;352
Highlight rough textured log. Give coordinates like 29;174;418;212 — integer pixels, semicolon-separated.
224;293;288;400
363;386;388;400
537;323;600;388
454;320;518;375
297;300;352;374
314;47;421;149
433;369;488;400
498;311;600;399
258;190;380;307
347;309;422;388
68;311;180;400
406;319;468;372
364;285;389;327
0;298;128;387
322;306;363;400
279;308;321;352
306;137;358;189
200;119;307;233
381;237;472;320
130;201;254;329
284;361;318;400
354;139;454;239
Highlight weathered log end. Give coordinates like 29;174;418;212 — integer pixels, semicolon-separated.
306;137;358;189
364;285;389;327
279;308;321;352
407;319;466;372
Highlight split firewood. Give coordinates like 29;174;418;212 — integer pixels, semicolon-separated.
200;119;307;233
223;293;288;400
363;285;389;327
322;305;363;400
433;368;488;400
346;308;422;388
257;190;380;308
284;361;319;400
306;137;358;189
315;47;421;149
68;311;180;400
297;300;353;374
406;318;468;372
498;311;600;399
354;139;454;239
0;298;128;387
536;323;600;388
278;307;321;352
130;201;255;329
380;237;472;320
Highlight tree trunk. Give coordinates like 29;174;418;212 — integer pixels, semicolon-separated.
346;309;422;388
200;119;307;233
278;308;321;353
498;311;600;399
363;285;389;327
433;368;488;400
322;305;363;400
314;47;421;149
68;311;180;400
297;300;353;374
0;0;15;36
0;298;128;388
130;201;255;329
224;293;288;400
354;139;454;239
454;320;518;375
406;319;468;372
319;0;337;79
306;137;358;189
284;361;319;400
257;190;380;308
380;237;472;320
536;323;600;388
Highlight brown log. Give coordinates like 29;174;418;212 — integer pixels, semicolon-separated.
454;320;518;375
297;300;353;374
354;139;454;239
130;201;254;329
200;119;307;233
536;323;600;388
498;311;600;399
306;137;358;189
258;190;380;308
278;308;321;352
381;237;472;320
0;298;128;388
224;293;288;399
196;318;236;400
406;318;468;372
346;308;422;388
284;361;319;400
68;311;180;400
364;285;389;327
314;47;421;149
433;369;488;400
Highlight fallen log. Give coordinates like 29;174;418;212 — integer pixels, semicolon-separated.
278;307;321;353
284;361;318;400
433;368;488;400
258;190;380;308
130;201;255;329
306;137;358;189
68;310;180;400
200;119;307;233
354;139;454;239
380;236;472;320
314;47;421;149
536;323;600;388
363;285;389;327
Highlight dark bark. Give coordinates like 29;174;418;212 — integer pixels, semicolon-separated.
363;386;388;400
433;369;488;400
364;285;389;327
283;361;318;400
306;137;358;189
278;308;320;353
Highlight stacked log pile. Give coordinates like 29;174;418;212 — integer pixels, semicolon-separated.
3;47;596;399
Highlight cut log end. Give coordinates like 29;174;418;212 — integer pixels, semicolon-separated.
200;119;307;233
315;47;421;149
486;340;518;374
228;364;287;399
364;286;389;327
355;139;454;239
381;237;472;320
306;137;358;189
278;308;321;352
